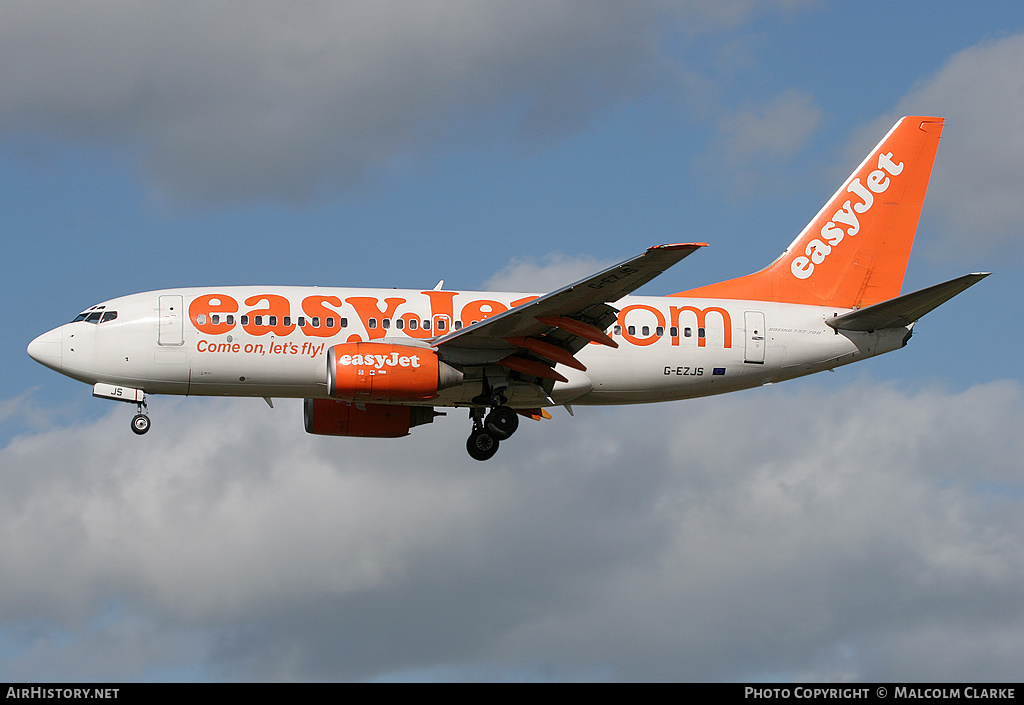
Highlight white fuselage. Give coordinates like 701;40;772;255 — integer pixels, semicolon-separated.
28;286;910;409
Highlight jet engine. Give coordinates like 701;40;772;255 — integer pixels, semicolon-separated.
327;342;463;401
303;398;440;438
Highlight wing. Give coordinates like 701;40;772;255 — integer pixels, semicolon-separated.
432;243;706;379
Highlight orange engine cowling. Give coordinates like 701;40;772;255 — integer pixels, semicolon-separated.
303;399;439;438
327;342;463;401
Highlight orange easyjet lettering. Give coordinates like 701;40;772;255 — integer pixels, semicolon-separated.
346;296;406;340
187;293;733;349
617;304;666;346
189;294;239;334
242;294;295;336
669;306;732;348
300;295;343;338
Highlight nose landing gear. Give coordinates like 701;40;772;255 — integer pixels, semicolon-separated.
130;398;151;435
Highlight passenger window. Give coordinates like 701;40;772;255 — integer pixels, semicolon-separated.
454;321;463;330
684;327;692;337
298;317;306;327
368;318;377;329
268;316;277;326
436;319;446;331
396;318;405;330
423;320;431;330
641;326;650;336
211;314;220;325
283;316;291;326
698;328;706;338
670;327;678;337
656;326;664;336
254;315;263;326
340;318;348;328
312;317;320;328
382;319;391;329
326;317;335;328
627;325;635;336
227;315;234;325
409;319;418;330
197;314;208;326
614;325;621;335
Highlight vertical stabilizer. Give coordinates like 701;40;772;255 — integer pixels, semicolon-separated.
674;116;944;308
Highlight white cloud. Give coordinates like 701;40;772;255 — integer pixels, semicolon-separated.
707;89;823;193
717;89;822;160
483;253;616;292
2;378;1024;681
0;1;796;205
858;32;1024;261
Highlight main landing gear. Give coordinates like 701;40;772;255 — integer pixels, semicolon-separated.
466;400;520;461
130;397;151;436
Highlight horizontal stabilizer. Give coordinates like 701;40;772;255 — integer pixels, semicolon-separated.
826;273;989;332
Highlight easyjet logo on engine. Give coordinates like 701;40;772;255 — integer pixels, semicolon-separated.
336;352;423;369
790;151;904;280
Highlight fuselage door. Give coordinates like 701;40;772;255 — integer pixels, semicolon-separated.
158;295;184;346
744;310;765;364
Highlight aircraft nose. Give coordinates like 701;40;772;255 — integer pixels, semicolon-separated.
27;326;63;372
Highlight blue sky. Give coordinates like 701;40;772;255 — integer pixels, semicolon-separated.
2;1;1024;682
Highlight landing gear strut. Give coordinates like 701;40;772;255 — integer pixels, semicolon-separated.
131;397;151;435
465;393;519;461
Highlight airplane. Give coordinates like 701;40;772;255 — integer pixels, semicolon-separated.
27;116;988;460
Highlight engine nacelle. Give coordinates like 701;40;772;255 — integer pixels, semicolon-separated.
327;342;463;401
303;399;439;438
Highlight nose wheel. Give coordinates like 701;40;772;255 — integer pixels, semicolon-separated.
130;398;151;435
131;413;151;435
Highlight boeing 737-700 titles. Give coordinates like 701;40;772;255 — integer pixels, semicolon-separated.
28;117;988;460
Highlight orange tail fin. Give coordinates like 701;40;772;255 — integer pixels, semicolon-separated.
674;116;944;308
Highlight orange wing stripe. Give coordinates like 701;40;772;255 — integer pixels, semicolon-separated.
505;337;587;371
535;316;618;348
497;355;569;383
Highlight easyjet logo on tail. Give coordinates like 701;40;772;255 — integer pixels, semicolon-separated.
790;151;904;281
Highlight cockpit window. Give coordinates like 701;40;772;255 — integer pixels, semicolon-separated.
71;310;118;324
